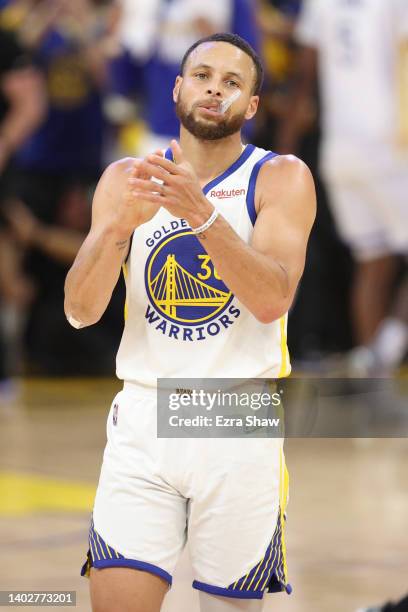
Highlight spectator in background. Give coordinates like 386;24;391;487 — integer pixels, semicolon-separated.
14;0;118;177
0;23;45;397
279;0;408;375
255;0;302;148
109;0;260;157
0;0;124;375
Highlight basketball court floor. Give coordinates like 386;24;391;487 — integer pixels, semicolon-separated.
1;378;407;611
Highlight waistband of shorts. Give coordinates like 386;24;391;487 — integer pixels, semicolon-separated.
123;381;157;398
123;379;279;397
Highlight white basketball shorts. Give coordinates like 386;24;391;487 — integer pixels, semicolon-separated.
81;383;291;600
321;141;408;261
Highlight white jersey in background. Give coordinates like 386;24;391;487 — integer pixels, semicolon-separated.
295;0;408;258
116;144;291;387
296;0;408;150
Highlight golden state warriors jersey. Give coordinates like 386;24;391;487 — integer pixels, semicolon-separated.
116;144;291;386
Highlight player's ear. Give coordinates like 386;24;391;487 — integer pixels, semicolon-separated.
245;95;259;120
173;76;183;103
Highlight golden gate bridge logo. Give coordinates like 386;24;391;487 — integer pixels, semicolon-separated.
150;253;230;319
145;231;233;325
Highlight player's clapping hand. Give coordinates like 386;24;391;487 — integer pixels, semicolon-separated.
127;140;212;229
119;150;164;235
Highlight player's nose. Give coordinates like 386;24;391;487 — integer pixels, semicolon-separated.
205;80;223;96
205;88;222;97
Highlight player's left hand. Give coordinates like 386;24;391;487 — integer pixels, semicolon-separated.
127;140;213;228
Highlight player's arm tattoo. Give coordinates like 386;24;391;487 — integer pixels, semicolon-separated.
116;239;129;252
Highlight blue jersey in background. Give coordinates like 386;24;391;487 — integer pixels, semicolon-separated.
16;29;105;175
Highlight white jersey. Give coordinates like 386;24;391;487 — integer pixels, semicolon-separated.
116;144;291;387
296;0;408;149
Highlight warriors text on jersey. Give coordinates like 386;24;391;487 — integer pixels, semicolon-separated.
116;144;291;386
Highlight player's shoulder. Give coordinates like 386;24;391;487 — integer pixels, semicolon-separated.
255;153;316;219
259;153;314;189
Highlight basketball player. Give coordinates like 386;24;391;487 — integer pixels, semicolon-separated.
65;33;316;612
279;0;408;374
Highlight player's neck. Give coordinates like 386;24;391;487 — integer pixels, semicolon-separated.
179;129;245;188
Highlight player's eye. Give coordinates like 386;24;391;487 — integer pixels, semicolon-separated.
226;80;239;88
195;73;208;80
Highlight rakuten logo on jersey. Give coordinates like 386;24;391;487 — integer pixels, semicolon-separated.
210;188;246;199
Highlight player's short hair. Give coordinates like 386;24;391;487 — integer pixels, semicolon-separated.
180;32;264;95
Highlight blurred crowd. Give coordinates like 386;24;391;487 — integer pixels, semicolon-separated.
0;0;407;385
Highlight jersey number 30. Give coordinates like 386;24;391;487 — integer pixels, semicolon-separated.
197;255;221;281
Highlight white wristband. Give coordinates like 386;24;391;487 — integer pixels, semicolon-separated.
191;208;219;235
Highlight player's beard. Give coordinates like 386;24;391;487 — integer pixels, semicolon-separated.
176;96;247;141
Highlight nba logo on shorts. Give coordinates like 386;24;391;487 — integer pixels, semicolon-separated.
113;403;118;426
